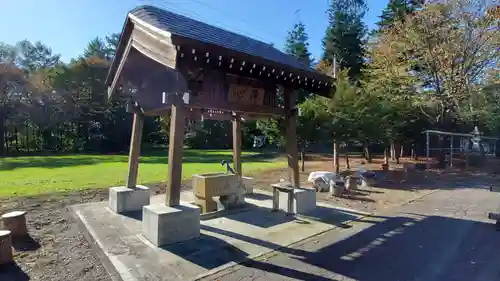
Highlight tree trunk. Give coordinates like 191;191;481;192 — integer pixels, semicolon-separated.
345;149;350;169
400;144;404;158
0;113;4;157
384;146;390;165
437;114;447;167
437;136;446;168
14;127;19;152
396;143;401;164
300;146;305;172
4;130;8;154
364;140;372;163
333;141;340;173
25;124;29;153
390;141;396;160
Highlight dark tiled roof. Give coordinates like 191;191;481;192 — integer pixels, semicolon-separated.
130;5;314;73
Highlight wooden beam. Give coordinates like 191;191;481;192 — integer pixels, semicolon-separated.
166;103;186;206
143;101;285;117
172;37;335;96
284;88;299;188
232;114;242;176
126;112;144;188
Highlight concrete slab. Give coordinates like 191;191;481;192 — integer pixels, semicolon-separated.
72;189;365;281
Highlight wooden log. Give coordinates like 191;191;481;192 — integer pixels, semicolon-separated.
232;115;242;176
166;103;186;206
126;113;144;188
0;230;13;265
2;211;28;237
284;88;299;188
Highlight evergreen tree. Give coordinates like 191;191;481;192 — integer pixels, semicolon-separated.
284;21;312;103
284;22;312;68
322;0;367;80
83;37;107;60
376;0;423;31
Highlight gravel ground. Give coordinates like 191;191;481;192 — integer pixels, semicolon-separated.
0;189;111;281
1;157;494;281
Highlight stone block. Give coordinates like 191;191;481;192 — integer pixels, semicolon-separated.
142;203;200;246
279;188;316;215
345;176;358;190
192;173;244;213
242;176;254;195
109;185;150;213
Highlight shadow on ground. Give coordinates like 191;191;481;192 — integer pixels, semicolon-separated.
11;235;41;251
236;215;500;281
161;233;249;270
0;262;30;281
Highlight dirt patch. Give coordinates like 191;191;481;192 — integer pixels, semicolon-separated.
0;190;111;281
0;156;498;280
246;157;441;213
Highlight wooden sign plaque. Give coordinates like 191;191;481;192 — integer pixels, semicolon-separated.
227;84;265;106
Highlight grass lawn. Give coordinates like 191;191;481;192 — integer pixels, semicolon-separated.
0;150;286;197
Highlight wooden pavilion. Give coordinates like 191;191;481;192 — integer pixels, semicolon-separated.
105;5;335;207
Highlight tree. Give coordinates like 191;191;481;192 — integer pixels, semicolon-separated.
297;96;330;171
374;0;500;164
0;42;37;156
258;21;315;150
84;37;108;60
16;40;60;72
284;22;312;66
376;0;423;31
322;0;367;80
104;33;121;59
284;21;313;103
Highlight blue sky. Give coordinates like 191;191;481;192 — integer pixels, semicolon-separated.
0;0;388;62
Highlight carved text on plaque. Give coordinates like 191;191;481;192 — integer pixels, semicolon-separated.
227;84;265;106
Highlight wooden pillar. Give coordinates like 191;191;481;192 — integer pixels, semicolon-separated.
284;88;299;188
232;115;242;176
166;104;186;207
126;113;144;188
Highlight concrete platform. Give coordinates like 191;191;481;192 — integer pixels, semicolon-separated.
71;189;366;281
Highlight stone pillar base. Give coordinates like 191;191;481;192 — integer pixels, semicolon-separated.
345;176;358;190
109;185;150;213
242;176;254;195
142;203;200;247
279;188;316;215
0;230;12;265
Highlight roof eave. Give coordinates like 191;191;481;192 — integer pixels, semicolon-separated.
105;17;134;100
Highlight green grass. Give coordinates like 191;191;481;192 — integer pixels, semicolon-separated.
0;150;286;197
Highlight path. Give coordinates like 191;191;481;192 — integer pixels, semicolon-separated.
201;187;500;281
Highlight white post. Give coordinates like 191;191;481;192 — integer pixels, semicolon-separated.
450;136;453;167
